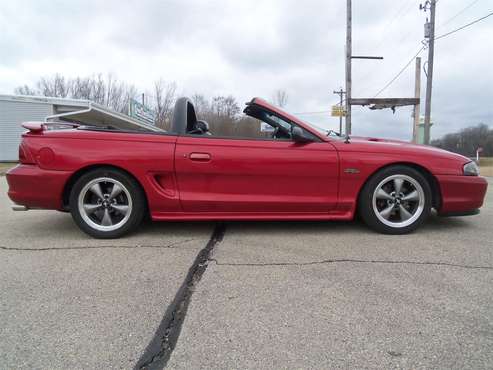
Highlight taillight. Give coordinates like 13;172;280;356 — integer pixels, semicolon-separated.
19;143;35;164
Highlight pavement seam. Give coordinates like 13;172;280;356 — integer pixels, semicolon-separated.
0;238;200;251
134;223;226;370
209;258;493;270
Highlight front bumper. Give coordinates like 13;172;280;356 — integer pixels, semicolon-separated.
436;175;488;215
6;164;72;210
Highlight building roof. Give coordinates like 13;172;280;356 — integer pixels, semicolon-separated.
0;94;91;107
0;94;162;132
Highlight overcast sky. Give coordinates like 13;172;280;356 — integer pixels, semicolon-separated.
1;0;492;140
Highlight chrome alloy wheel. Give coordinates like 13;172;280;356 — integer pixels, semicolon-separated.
372;174;425;228
77;177;133;232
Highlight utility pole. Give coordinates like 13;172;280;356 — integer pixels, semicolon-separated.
344;0;383;137
421;0;436;145
345;0;352;136
412;57;421;143
333;89;345;134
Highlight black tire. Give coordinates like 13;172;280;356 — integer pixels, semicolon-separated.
69;167;146;239
358;165;432;234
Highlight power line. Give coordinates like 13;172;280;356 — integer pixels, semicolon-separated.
371;10;493;98
437;0;481;29
435;11;493;40
374;0;416;50
294;97;349;116
317;7;492;121
356;1;417;96
373;45;425;97
294;110;331;115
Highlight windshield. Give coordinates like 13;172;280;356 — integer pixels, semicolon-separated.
245;99;344;140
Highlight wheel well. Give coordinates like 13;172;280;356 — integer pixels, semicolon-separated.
358;162;442;210
62;164;149;212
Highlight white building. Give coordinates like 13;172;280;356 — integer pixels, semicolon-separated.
0;94;161;161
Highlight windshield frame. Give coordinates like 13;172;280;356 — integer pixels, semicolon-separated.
246;98;342;142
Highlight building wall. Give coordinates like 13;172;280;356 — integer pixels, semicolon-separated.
0;100;53;161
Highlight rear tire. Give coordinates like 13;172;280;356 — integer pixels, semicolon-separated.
358;165;432;234
69;168;145;239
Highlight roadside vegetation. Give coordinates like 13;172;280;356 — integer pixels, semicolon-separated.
14;73;287;138
431;123;493;157
431;124;493;176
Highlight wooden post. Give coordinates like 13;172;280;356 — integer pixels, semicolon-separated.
349;98;419;106
345;0;352;136
413;57;421;143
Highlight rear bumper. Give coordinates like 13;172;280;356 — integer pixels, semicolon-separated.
6;164;71;210
436;175;488;215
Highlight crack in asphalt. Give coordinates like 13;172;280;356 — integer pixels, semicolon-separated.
209;258;493;270
0;238;199;252
135;223;226;370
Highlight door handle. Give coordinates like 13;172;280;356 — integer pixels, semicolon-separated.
189;152;211;161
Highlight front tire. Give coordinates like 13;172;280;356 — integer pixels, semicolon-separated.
69;168;145;238
358;166;432;234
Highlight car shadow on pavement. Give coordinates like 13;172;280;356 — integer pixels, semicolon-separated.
3;209;472;246
220;215;472;235
422;215;471;230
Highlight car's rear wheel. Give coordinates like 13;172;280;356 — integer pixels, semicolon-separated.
69;168;145;238
358;165;432;234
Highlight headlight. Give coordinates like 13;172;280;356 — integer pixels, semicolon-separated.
463;161;480;176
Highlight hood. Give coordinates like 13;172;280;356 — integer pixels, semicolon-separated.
350;136;408;144
339;135;471;163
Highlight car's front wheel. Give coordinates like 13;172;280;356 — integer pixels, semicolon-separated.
69;168;145;238
358;165;432;234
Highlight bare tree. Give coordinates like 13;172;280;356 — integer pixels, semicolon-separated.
272;89;288;108
189;93;266;137
70;76;94;101
36;74;69;98
13;75;268;136
210;95;240;119
14;85;37;95
191;93;209;116
153;79;176;130
223;96;240;119
106;78;125;112
14;73;138;114
207;95;240;135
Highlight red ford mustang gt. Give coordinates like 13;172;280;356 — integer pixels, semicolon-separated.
6;97;488;238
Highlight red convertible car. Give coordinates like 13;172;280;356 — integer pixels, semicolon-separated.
6;97;488;238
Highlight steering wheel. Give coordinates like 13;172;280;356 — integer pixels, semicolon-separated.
272;126;292;140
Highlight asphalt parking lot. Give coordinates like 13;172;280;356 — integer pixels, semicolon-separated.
1;176;492;369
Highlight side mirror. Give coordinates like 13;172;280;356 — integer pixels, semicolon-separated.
291;126;313;143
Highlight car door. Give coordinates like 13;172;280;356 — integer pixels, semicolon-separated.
174;120;339;214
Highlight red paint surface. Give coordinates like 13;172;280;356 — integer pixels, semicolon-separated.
6;98;488;220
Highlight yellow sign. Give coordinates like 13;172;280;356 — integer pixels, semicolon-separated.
331;105;346;117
